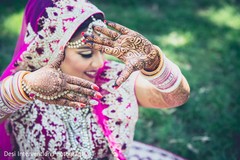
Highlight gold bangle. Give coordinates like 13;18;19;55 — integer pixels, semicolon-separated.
1;77;20;106
10;80;26;104
141;45;164;76
18;71;32;101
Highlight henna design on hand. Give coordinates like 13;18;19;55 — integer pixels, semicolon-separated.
22;50;102;108
85;21;161;87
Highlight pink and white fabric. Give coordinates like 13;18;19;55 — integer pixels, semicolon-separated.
7;61;139;159
1;0;105;159
0;0;186;159
5;61;185;160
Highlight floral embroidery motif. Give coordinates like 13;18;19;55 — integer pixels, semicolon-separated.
15;0;103;72
10;101;110;159
8;61;140;159
94;61;139;159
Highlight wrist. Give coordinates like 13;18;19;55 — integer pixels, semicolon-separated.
21;72;33;101
141;51;182;93
141;45;164;76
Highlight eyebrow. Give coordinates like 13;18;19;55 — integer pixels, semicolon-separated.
76;46;91;50
76;48;93;55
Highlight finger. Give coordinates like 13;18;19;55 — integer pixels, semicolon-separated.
93;25;121;40
63;93;87;103
47;98;86;108
63;73;99;91
85;41;114;55
114;64;134;88
84;34;114;47
65;83;103;99
49;49;65;68
106;21;130;35
85;41;129;58
63;93;99;106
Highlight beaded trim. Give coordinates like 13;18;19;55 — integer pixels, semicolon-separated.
21;80;69;100
66;16;106;48
57;105;95;159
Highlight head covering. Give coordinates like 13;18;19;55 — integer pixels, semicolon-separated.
0;0;104;80
0;0;105;159
1;0;132;158
1;0;135;159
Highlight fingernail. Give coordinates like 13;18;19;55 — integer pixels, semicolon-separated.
81;32;85;36
114;85;119;90
113;83;119;90
89;99;99;106
94;92;103;99
81;103;86;107
104;20;107;24
92;85;99;91
78;103;86;108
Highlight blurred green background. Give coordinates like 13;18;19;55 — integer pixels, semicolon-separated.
0;0;240;159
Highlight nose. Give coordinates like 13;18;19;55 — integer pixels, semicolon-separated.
91;51;104;69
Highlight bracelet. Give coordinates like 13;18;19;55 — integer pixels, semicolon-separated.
141;52;182;93
141;45;164;76
0;71;33;118
18;71;32;101
0;85;15;114
22;80;69;100
9;71;30;104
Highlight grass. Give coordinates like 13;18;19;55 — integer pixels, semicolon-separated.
1;0;240;160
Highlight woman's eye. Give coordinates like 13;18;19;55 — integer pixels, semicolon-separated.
81;54;92;58
78;51;93;58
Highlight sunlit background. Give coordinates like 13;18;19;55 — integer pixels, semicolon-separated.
0;0;240;160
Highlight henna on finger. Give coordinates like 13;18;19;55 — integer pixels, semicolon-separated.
66;84;102;99
63;92;99;107
84;34;114;47
64;93;89;104
114;63;134;87
114;57;146;87
93;25;121;39
46;98;85;108
106;21;130;35
51;98;68;106
85;42;115;55
63;73;99;91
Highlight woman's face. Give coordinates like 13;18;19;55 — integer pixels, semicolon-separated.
60;32;105;82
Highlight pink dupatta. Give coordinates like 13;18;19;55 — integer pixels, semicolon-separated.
0;0;130;159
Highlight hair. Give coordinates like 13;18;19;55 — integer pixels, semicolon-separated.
70;13;104;40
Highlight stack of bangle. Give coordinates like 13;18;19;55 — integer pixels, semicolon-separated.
141;46;182;93
0;71;32;119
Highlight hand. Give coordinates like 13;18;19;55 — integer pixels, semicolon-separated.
22;50;102;108
84;21;160;87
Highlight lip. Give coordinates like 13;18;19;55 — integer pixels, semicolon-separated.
84;70;98;79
